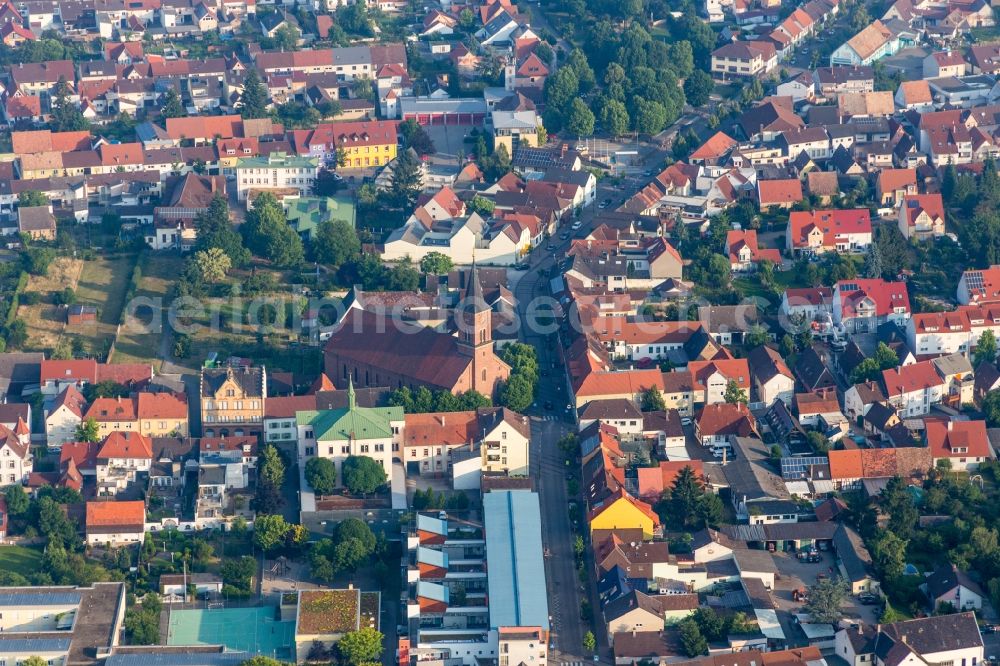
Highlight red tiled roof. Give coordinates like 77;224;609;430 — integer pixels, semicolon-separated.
727;229;782;264
403;411;478;448
696;403;757;437
86;500;145;528
60;441;100;471
96;431;152;460
165;114;243;140
876;168;917;195
690;131;737;161
264;394;317;419
788;209;871;249
6;95;39;118
835;278;910;319
85;397;137;423
758;179;803;206
637;461;705;499
688;359;751;392
50;384;86;418
137;392;188;420
882;360;944;396
926;418;991;460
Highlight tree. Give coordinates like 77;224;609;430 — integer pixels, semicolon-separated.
874;342;899;370
387;149;422;210
467;195;495;217
399;118;436;156
804;578;849;624
632;98;669;135
692;607;726;642
240;658;289;666
253;514;291;553
598;98;630;137
684;69;714;107
566;48;596;92
18;191;49;207
193;248;231;283
20;657;46;666
161;88;185;119
872;530;908;581
124;595;162;645
312;219;360;268
850;357;882;384
499;374;533;412
240;68;269;120
259;445;286;488
864;234;884;279
196;195;250;267
37;497;77;547
272;23;301;50
75;417;100;443
745;326;769;348
313;168;343;197
806;430;830;453
341;455;387;496
50;76;87;132
665;465;712;529
678;619;708;657
976;329;998;367
305;457;337;495
723;379;748;405
338;628;384;666
221;555;256;592
565;98;595;137
419;252;454;275
4;484;28;516
641;387;667;412
543;67;579;130
335;517;376;553
583;631;596;653
242;193;304;267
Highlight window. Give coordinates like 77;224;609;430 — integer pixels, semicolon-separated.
342;445;350;454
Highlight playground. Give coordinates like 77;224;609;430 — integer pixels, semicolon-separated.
166;605;296;659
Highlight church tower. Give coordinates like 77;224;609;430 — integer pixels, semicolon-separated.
457;262;492;356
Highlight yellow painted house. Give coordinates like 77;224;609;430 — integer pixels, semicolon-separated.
589;489;660;540
301;120;398;169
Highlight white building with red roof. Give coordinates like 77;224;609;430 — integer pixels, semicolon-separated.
898;193;946;240
833;278;910;333
907;303;1000;357
926;419;992;471
94;431;153;497
957;265;1000;305
45;384;87;450
882;360;945;417
780;286;833;323
726;230;781;272
787;209;872;255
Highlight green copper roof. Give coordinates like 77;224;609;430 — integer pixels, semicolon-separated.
296;403;403;441
286;196;356;238
235;152;319;169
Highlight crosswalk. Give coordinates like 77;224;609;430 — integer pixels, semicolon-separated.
562;660;587;666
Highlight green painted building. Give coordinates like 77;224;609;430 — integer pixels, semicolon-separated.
285;195;356;240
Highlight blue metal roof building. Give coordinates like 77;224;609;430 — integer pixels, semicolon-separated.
482;490;549;631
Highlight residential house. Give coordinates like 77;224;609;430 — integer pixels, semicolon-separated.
787;209;872;255
85;500;146;545
923;563;984;611
875;168;917;207
711;41;778;78
758;178;803;210
747;345;795;406
18;204;55;240
45;384;86;450
882;360;945;416
235;152;318;200
95;431;153;497
688;359;752;405
926;419;992;471
727;230;781;272
833;278;911;333
589;489;660;539
830;20;899;66
200;365;266;438
898;193;946;240
832;523;880;594
695;403;757;457
835;613;983;666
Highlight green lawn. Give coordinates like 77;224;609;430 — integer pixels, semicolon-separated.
74;254;136;356
0;545;43;577
113;253;185;370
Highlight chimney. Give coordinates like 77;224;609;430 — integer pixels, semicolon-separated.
948;421;953;431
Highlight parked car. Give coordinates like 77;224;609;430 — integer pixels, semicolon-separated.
858;595;880;605
571;220;583;230
546;244;556;251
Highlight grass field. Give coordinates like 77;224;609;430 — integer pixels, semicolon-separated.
0;545;43;577
16;257;84;351
113;253;185;370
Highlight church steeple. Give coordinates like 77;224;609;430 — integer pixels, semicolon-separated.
347;377;356;410
458;261;492;355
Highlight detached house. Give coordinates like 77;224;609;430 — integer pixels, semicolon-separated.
0;423;31;485
758;178;803;210
787;209;872;255
833;278;911;333
883;360;945;416
711;41;778;78
85;500;146;545
45;384;87;450
926;418;992;471
727;230;781;272
830;20;898;66
898;193;946;240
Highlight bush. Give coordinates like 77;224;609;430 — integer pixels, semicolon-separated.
19;292;40;305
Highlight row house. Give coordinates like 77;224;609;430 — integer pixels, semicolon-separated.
907;303;1000;356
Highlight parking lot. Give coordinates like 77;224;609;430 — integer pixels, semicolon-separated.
771;549;880;625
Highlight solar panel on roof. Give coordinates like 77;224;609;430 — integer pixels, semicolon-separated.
966;271;985;292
